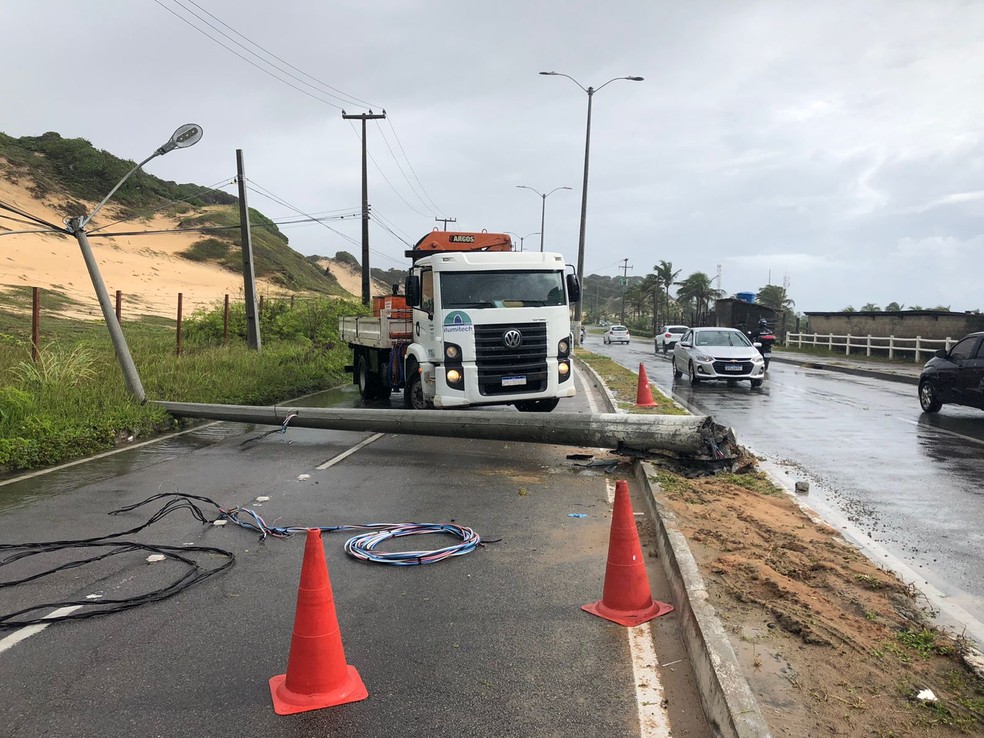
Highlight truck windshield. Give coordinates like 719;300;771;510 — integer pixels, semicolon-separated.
440;270;567;308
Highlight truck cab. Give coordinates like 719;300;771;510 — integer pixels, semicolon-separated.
403;233;578;412
340;231;580;412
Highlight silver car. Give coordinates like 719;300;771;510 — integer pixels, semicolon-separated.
672;327;765;387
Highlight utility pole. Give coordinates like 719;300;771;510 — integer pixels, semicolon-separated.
236;149;261;351
435;217;456;230
619;258;633;325
342;109;386;305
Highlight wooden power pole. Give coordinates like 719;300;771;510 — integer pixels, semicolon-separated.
341;110;386;305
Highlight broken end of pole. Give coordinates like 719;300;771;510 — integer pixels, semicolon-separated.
616;417;741;472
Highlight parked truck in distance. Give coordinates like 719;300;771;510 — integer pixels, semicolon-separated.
339;231;580;412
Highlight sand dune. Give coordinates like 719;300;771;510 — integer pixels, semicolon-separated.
0;176;383;320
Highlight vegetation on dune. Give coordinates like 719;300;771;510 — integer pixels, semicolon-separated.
176;207;346;294
0;131;236;215
0;131;345;296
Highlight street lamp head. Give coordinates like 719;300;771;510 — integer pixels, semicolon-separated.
157;123;203;155
627;76;644;82
539;71;557;76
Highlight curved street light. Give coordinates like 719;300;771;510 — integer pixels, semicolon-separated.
540;71;643;342
515;185;571;252
504;230;541;252
67;124;204;402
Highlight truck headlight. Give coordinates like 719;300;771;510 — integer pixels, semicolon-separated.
445;343;460;360
447;368;462;384
558;360;570;376
558;339;570;355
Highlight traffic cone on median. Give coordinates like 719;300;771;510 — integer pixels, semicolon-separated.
582;480;674;626
269;528;368;715
635;363;658;408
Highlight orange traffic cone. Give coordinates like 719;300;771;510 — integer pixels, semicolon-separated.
269;529;368;715
635;363;657;407
582;480;674;626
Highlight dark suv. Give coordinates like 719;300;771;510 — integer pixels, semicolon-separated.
918;331;984;413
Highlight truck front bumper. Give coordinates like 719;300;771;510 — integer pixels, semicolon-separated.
432;360;576;408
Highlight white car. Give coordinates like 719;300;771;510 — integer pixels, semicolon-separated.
603;325;631;344
655;324;689;354
672;327;765;387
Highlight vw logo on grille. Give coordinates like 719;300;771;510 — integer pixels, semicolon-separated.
502;329;523;348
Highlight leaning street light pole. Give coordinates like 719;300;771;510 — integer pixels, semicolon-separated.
66;124;203;403
539;72;643;343
515;185;571;252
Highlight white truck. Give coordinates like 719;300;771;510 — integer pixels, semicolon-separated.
339;231;580;412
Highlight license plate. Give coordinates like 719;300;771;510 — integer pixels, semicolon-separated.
502;376;527;387
723;364;743;372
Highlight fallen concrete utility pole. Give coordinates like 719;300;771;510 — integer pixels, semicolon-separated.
155;402;737;461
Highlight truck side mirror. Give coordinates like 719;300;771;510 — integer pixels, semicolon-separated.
406;275;421;306
566;273;581;304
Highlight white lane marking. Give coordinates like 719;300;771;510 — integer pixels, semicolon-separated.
316;433;386;470
0;606;83;655
603;480;671;736
630;623;672;737
0;423;222;487
897;416;984;447
578;369;603;414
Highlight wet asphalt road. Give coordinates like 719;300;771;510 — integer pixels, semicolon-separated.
0;375;709;738
590;335;984;642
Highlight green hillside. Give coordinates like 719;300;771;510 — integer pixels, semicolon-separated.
0;131;345;295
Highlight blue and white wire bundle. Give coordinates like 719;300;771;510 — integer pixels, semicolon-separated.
220;506;481;566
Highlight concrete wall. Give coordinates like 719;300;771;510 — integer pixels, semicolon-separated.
804;311;984;340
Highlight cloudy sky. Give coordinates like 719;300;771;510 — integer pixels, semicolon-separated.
4;0;983;312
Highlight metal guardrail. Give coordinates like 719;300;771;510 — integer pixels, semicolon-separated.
785;332;957;363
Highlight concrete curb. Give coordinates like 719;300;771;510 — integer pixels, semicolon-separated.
635;462;772;738
771;354;920;385
576;354;772;737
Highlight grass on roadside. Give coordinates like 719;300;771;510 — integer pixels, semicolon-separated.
575;350;687;415
0;296;364;475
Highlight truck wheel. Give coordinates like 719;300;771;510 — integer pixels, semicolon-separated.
404;363;431;410
514;398;560;413
357;356;378;401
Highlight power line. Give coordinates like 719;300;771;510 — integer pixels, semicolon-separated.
170;0;378;109
374;120;438;216
346;121;433;219
153;0;353;110
86;177;238;234
385;118;444;214
0;200;65;231
246;180;361;248
153;0;443;237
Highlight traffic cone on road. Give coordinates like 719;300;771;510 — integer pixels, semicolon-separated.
635;363;658;408
269;529;368;715
582;480;674;626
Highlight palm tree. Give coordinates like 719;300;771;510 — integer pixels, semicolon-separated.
641;274;661;332
756;285;795;312
653;260;681;329
676;272;722;326
861;302;880;312
628;284;650;322
885;301;904;311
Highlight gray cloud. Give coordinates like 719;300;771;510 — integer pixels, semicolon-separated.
2;0;982;311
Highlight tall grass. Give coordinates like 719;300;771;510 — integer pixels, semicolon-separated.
0;296;368;475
